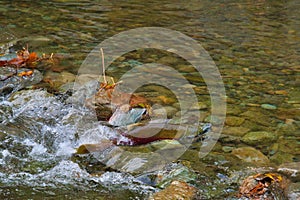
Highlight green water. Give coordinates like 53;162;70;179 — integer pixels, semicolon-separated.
0;0;299;199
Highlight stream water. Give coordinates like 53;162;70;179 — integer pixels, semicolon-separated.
0;0;299;199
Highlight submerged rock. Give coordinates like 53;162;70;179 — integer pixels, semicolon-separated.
155;164;197;188
149;180;196;200
75;138;188;174
261;104;277;110
43;70;76;90
225;116;245;126
151;106;178;119
270;151;295;165
232;147;270;165
242;131;277;145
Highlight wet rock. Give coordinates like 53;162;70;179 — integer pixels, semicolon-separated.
76;140;114;154
261;104;277;110
225;116;245;126
242;131;277;145
43;70;75;89
151;106;178;119
150;140;183;152
9;89;53;107
66;79;99;106
232;147;270;165
61;71;76;83
108;108;146;126
278;162;300;182
99;148;167;173
0;67;42;97
118;121;197;146
149;180;196;200
75;123;198;173
59;82;74;93
155;164;197;188
276;123;299;137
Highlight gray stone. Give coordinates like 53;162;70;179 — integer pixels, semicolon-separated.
108;108;146;126
261;104;277;110
0;67;42;97
155;164;197;189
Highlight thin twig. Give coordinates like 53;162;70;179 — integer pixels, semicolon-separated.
111;77;115;85
100;48;107;84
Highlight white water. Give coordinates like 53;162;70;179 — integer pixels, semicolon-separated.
0;89;155;198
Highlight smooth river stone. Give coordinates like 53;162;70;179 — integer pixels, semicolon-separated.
149;180;196;200
261;103;277;110
225;116;245;126
242;131;277;145
232;147;270;165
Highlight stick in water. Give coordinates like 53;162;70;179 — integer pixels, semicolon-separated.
100;48;107;84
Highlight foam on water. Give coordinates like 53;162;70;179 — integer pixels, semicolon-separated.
0;89;155;197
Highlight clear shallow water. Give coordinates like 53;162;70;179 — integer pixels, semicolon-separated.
0;0;299;199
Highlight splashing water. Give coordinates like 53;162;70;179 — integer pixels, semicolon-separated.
0;89;156;199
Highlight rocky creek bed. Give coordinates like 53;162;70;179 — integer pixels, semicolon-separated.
0;60;299;199
1;0;300;199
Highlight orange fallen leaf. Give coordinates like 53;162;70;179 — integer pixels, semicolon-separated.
18;70;33;77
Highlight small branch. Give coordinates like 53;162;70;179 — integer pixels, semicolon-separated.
100;48;107;84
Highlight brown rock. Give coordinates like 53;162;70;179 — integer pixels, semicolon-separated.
222;126;250;136
225;116;245;126
149;181;197;200
232;147;270;165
